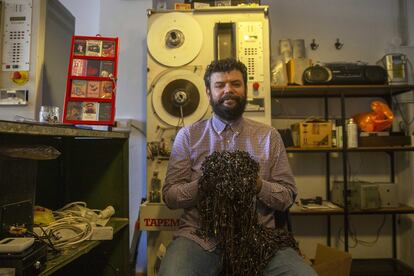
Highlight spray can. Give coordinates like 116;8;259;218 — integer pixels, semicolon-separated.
347;118;358;148
336;119;343;148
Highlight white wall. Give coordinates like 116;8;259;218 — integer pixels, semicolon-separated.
58;0;100;36
265;0;398;64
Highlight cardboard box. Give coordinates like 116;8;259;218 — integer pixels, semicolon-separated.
312;244;352;276
139;201;183;231
291;121;332;148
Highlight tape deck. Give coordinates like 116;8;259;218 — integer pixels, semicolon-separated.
303;63;387;85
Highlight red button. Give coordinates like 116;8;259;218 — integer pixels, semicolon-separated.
13;71;22;79
252;82;260;90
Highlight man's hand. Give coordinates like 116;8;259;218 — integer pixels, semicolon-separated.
256;176;262;194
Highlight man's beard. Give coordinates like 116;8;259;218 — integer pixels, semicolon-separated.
210;93;247;121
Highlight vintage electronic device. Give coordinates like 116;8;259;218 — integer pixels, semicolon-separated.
0;241;47;276
379;53;408;84
0;238;34;253
377;183;398;208
0;0;74;122
2;0;33;71
331;181;398;210
302;63;387;85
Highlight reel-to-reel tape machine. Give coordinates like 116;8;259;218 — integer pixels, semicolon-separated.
143;7;272;275
147;6;271;140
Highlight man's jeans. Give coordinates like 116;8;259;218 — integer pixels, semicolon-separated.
158;237;318;276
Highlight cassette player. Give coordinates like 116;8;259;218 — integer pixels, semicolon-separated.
302;63;387;85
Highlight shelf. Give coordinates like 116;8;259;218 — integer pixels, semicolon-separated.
286;146;414;153
291;204;414;215
39;217;128;276
68;76;114;81
351;258;414;276
68;97;113;103
271;84;414;98
0;120;129;139
72;55;115;61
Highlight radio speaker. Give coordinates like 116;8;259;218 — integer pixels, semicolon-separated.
302;66;331;84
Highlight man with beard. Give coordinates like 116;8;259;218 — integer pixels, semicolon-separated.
158;58;316;276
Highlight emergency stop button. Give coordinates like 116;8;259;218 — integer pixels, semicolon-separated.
11;71;29;85
252;82;260;96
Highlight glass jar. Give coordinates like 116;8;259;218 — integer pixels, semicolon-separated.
39;106;60;123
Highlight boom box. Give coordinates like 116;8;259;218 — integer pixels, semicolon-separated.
303;63;387;85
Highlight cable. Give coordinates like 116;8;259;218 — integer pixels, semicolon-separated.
43;216;93;249
26;229;60;253
392;96;414;135
336;215;387;248
34;202;115;250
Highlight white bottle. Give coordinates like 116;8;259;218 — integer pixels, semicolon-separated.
347;118;358;148
336;119;343;148
150;171;161;203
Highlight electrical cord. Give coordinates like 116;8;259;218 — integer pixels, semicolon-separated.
26;228;60;253
337;215;387;248
392;96;414;135
43;216;93;249
34;202;115;250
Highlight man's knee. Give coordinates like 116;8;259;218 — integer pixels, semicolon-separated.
263;248;317;276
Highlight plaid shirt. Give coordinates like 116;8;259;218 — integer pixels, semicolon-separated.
163;115;297;251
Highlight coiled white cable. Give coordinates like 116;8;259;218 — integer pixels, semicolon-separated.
41;202;115;249
44;216;93;249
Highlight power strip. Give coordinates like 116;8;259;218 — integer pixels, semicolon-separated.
0;237;34;253
90;226;113;240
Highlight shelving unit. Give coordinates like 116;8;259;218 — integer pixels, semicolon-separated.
0;120;130;275
63;35;119;126
272;84;414;275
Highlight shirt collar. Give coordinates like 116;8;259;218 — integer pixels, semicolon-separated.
212;114;243;134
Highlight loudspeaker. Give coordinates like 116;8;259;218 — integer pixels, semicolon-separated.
302;65;331;84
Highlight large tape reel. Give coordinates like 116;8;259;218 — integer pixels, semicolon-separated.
152;69;208;126
147;12;203;67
